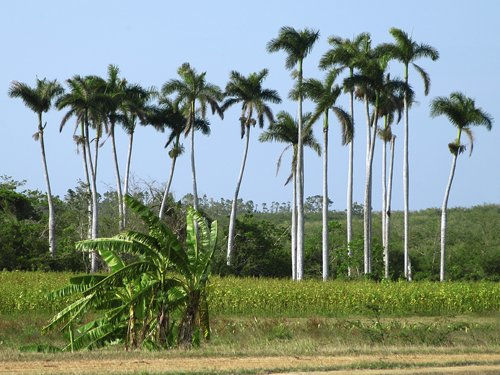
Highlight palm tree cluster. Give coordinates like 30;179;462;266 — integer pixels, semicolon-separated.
9;26;492;282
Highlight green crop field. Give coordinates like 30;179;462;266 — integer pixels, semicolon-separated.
1;272;498;316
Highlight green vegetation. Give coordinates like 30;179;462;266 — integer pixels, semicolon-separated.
0;177;499;281
1;273;498;316
40;196;218;350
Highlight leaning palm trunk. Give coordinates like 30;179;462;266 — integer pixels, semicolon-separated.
122;131;134;227
159;141;179;220
85;122;99;272
227;126;251;266
291;168;297;280
158;155;177;220
296;60;305;281
384;136;396;279
110;124;124;231
440;140;460;282
190;105;199;211
322;111;329;281
37;114;56;257
346;81;354;277
79;124;92;240
403;65;411;280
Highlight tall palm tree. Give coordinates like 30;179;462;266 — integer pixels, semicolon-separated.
119;84;152;227
103;65;127;231
299;71;353;280
430;92;492;281
57;75;108;272
8;78;64;257
162;63;223;211
319;32;370;276
344;53;408;275
259;111;321;279
222;69;281;266
267;26;319;280
381;28;439;280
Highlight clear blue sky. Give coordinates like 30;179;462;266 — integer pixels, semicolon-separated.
1;0;499;210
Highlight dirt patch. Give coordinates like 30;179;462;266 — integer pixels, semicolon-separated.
1;352;499;374
284;364;500;374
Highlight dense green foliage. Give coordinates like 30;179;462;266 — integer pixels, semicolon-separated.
1;272;498;316
42;197;218;350
0;178;498;281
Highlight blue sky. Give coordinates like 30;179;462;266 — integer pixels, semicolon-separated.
1;0;499;210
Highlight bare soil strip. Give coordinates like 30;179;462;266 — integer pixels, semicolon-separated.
284;364;500;374
1;352;499;374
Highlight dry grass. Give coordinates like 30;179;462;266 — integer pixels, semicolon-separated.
1;352;499;374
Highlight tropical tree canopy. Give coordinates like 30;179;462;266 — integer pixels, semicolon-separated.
222;69;281;137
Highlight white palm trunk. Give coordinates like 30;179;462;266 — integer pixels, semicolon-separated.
159;145;178;220
440;140;460;282
190;112;199;211
322;111;329;281
346;85;354;277
296;60;305;280
79;124;92;240
291;168;297;280
85;123;99;272
37;114;56;257
364;107;378;274
363;96;372;274
384;136;396;279
381;117;388;257
227;125;251;265
403;65;411;280
110;124;124;231
122;130;134;227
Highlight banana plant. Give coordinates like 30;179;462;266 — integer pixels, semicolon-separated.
43;195;217;350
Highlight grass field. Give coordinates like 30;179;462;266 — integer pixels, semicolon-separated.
0;272;498;374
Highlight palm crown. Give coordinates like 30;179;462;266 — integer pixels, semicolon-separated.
379;28;439;94
298;71;353;145
259;111;321;184
430;92;493;155
162;63;223;133
222;69;281;138
9;78;63;115
267;26;320;70
56;75;109;133
319;33;371;72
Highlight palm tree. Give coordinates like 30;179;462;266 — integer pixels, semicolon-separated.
430;92;492;281
103;65;127;231
267;26;319;280
145;98;210;220
8;78;64;257
344;53;408;275
381;28;439;280
319;32;370;276
222;69;281;266
162;63;223;211
299;71;353;280
57;75;108;272
259;111;321;279
119;84;152;227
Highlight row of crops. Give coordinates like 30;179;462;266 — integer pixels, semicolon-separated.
1;272;499;316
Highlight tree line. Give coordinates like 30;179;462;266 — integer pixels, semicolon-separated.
8;26;493;281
